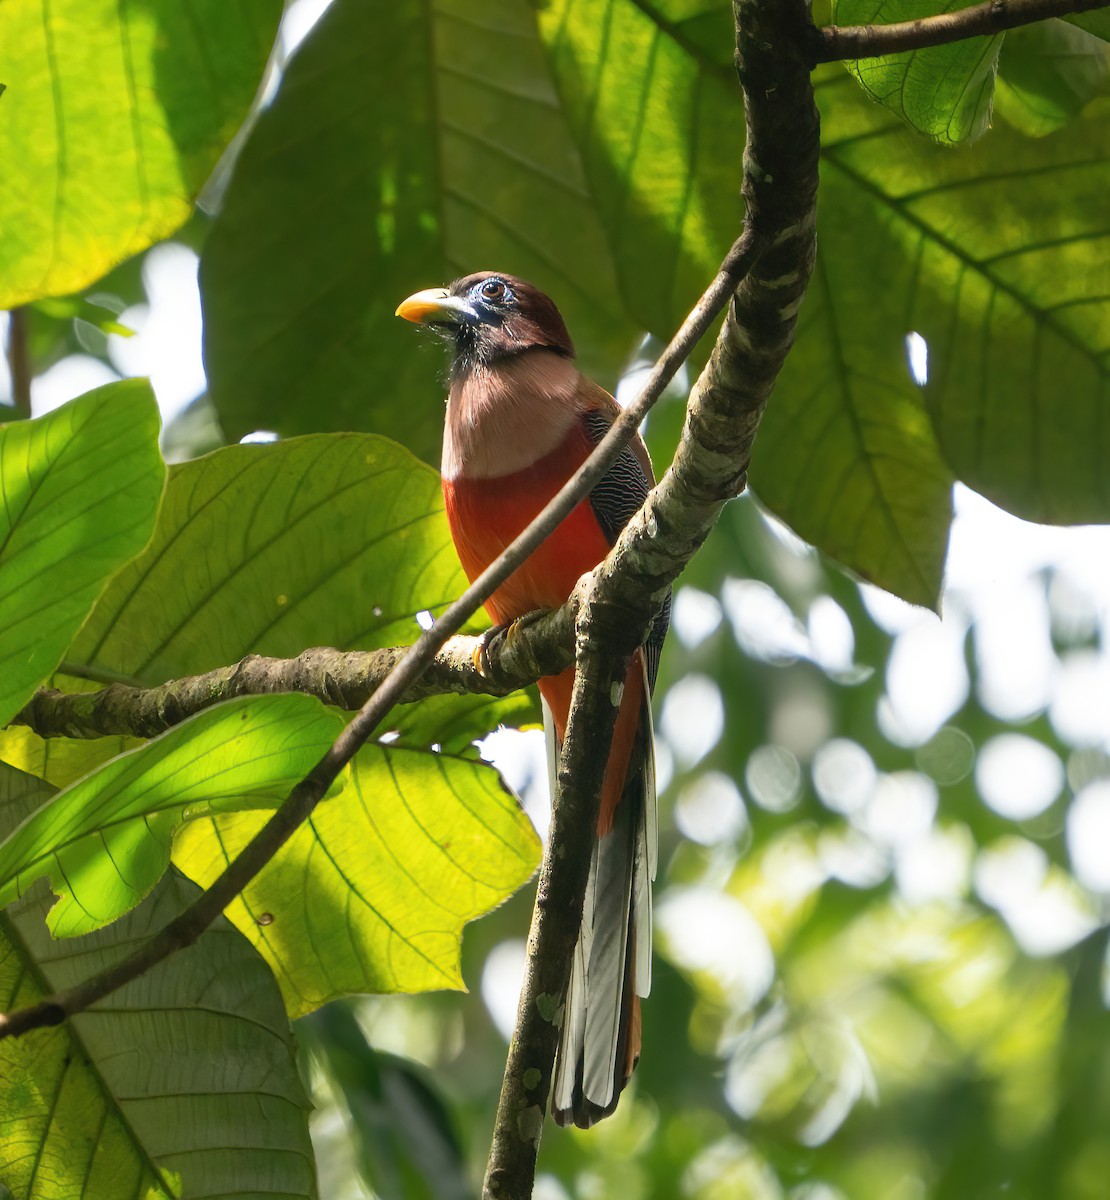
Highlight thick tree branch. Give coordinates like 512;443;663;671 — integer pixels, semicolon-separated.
0;231;767;1043
483;0;820;1195
16;627;575;741
813;0;1110;63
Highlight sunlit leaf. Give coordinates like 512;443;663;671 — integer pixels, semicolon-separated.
0;0;280;306
0;695;344;937
174;744;540;1015
0;381;164;728
833;0;1002;143
74;434;464;681
537;0;743;332
0;764;316;1200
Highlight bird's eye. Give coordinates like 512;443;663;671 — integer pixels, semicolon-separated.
480;279;506;302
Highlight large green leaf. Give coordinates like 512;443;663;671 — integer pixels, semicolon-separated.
0;0;280;307
0;695;344;937
0;764;315;1200
832;0;1002;143
0;433;539;1014
174;743;540;1016
750;247;954;609
0;382;165;728
752;74;1110;604
817;77;1110;527
80;431;526;744
201;0;636;458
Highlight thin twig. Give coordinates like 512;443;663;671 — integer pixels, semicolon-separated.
0;229;767;1043
813;0;1110;62
6;308;31;418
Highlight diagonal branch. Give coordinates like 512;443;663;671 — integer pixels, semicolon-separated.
813;0;1110;63
482;0;821;1194
0;232;767;1042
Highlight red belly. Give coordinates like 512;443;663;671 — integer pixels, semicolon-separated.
443;423;645;834
442;426;611;628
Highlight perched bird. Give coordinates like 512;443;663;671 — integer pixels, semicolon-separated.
397;272;668;1127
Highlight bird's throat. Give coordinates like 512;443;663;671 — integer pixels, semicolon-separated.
442;349;583;480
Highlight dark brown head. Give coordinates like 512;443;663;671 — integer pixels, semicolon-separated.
396;271;574;378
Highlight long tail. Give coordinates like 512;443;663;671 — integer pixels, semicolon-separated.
550;654;657;1128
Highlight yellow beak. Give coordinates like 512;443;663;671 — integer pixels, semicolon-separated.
395;287;475;325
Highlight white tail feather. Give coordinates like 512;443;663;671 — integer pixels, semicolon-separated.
581;805;635;1106
640;656;659;882
554;935;587;1112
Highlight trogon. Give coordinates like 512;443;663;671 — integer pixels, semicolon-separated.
397;271;669;1127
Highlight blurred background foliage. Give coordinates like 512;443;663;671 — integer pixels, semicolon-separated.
2;0;1109;1196
312;485;1110;1200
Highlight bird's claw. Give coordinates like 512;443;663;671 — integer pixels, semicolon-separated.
473;610;549;679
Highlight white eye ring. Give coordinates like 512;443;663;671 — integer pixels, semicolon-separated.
481;280;505;301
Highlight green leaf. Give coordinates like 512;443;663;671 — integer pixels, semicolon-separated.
0;381;165;728
821;76;1110;526
0;695;344;937
74;433;466;683
0;764;316;1200
750;250;954;609
833;0;1002;143
173;744;540;1016
75;430;530;744
536;0;743;333
1067;10;1110;40
995;20;1110;137
0;0;280;306
201;0;636;459
752;74;1110;603
0;432;539;1013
